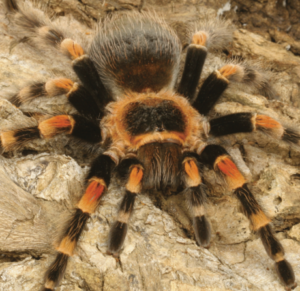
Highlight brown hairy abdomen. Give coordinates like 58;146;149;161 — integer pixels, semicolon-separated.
114;60;174;93
89;12;181;96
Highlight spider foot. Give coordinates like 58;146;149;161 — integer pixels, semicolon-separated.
275;259;297;290
107;221;129;255
193;215;211;247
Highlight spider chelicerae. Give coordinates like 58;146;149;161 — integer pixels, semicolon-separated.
0;0;299;290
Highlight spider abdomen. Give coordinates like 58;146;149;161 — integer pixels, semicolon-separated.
89;12;181;96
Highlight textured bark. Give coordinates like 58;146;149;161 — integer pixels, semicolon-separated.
0;1;300;291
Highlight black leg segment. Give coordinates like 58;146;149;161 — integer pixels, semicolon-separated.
193;71;228;116
86;154;116;186
71;115;102;143
177;44;207;101
68;84;102;119
72;55;112;111
198;144;228;167
276;260;297;290
209;113;254;137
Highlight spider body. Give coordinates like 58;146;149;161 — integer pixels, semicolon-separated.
1;1;299;290
102;90;206;194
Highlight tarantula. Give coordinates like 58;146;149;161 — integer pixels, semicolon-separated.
0;0;298;290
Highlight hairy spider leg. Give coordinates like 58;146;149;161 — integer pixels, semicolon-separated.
177;30;239;108
193;68;229;116
9;78;102;119
72;55;112;111
0;114;101;151
208;113;300;145
5;0;113;114
42;155;115;291
108;157;144;255
182;153;211;247
199;145;297;290
177;31;208;100
192;63;277;116
4;0;83;60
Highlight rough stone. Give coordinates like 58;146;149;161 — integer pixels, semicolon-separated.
224;0;300;57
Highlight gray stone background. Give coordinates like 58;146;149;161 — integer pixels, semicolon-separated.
0;0;300;290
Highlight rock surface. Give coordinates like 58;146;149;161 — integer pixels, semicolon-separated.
0;1;300;291
224;0;300;56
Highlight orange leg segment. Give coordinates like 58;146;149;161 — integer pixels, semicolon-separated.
77;179;106;214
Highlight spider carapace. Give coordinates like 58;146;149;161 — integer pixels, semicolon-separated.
1;0;298;290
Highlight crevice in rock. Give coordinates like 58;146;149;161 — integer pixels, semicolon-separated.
0;251;42;263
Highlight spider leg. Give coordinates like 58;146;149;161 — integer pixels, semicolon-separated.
4;0;113;112
42;154;115;291
193;63;276;116
199;144;297;290
177;32;207;100
9;78;102;119
193;67;229;116
182;153;211;247
108;157;144;255
72;55;112;110
177;20;236;102
0;114;101;151
208;112;300;145
4;0;84;60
